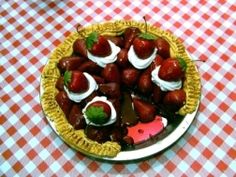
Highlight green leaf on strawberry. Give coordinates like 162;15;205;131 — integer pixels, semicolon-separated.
64;70;72;87
177;57;187;71
86;32;98;50
138;32;157;40
85;106;109;124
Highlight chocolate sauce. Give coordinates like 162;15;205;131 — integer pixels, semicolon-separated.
121;92;138;126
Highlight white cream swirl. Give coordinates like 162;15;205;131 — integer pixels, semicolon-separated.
82;96;117;126
64;72;98;102
128;45;157;69
151;66;182;91
87;40;120;68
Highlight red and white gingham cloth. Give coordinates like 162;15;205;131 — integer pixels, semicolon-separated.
1;0;236;176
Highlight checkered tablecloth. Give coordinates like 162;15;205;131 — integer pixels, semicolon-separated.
1;0;236;176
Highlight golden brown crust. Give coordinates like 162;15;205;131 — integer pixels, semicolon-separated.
40;20;201;157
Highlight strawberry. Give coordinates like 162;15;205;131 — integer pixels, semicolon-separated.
133;33;156;59
64;71;89;93
133;17;157;59
68;104;86;130
85;101;111;124
99;83;121;98
138;72;153;94
132;97;156;123
158;57;187;81
116;49;129;68
85;125;111;143
155;37;170;59
86;32;111;57
73;39;88;57
121;67;140;87
123;27;141;49
152;86;163;103
78;61;102;75
56;76;65;91
58;56;86;72
101;63;120;83
55;91;73;117
163;89;186;110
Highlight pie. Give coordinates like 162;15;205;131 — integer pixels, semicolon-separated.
40;20;201;158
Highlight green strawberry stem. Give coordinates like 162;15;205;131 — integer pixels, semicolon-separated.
85;106;108;124
177;58;187;71
64;70;72;87
86;32;98;50
139;16;157;40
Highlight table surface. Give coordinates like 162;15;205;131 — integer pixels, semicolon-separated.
1;0;236;176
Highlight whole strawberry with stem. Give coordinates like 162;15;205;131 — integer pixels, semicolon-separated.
86;32;111;57
64;71;89;93
85;101;111;124
158;57;187;81
133;16;157;59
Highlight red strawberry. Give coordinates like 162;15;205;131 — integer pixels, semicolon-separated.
73;39;88;57
78;61;102;75
56;76;65;91
116;49;129;68
101;63;120;83
152;86;163;103
155;38;170;59
163;89;186;110
99;83;121;98
58;56;86;72
85;101;111;124
133;17;157;59
123;27;141;49
55;91;73;117
121;67;140;87
68;104;86;130
64;71;89;93
138;72;153;94
85;125;111;143
158;58;187;81
86;32;111;57
133;35;156;59
132;98;156;123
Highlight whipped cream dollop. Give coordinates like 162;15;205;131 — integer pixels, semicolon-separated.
82;96;117;126
151;66;182;91
128;45;157;69
64;72;98;102
87;40;121;68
